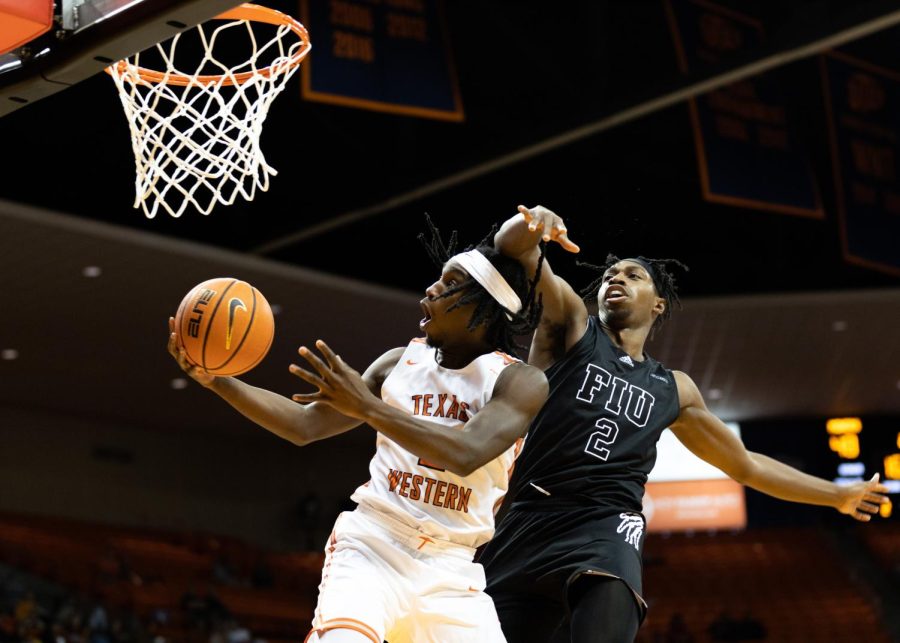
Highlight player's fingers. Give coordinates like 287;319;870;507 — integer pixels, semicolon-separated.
176;348;192;370
517;205;533;223
168;317;175;333
291;393;321;404
170;339;189;366
853;510;872;522
541;218;556;241
866;492;890;504
552;229;581;253
183;359;204;381
314;340;341;368
298;346;330;375
518;205;543;232
857;501;881;514
186;366;207;381
289;363;325;387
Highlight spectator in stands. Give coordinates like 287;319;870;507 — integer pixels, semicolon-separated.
87;599;110;643
225;619;253;643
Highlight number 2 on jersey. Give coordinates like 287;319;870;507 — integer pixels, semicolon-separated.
584;418;620;461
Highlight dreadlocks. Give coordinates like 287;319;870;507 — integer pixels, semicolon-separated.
418;215;544;356
578;254;689;333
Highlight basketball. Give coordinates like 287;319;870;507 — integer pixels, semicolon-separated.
174;278;275;377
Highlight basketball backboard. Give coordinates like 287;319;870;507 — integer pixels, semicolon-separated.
0;0;241;116
59;0;153;32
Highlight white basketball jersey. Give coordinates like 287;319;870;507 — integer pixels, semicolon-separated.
351;338;523;549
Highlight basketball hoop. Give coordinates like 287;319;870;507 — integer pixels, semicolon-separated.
106;4;310;218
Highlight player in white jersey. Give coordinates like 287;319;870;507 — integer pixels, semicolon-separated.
167;219;549;643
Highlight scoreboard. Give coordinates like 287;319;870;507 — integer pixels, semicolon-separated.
740;415;899;524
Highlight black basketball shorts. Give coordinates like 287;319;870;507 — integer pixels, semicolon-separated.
480;505;648;619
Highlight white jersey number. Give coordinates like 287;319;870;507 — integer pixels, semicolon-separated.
585;418;620;461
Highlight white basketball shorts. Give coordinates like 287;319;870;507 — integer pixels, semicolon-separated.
304;504;506;643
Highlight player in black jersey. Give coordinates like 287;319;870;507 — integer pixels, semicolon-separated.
478;205;891;643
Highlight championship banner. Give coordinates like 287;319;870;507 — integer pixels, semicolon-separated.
821;51;900;277
664;0;823;217
300;0;463;121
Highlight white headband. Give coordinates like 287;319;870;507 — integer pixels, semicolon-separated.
450;250;522;319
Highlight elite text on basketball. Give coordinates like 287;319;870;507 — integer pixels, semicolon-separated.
187;288;217;338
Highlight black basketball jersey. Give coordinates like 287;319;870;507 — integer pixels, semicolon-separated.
508;316;681;513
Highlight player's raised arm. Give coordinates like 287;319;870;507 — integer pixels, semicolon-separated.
495;205;589;369
669;370;890;521
291;341;548;476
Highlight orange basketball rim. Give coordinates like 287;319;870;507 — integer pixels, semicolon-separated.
107;3;311;86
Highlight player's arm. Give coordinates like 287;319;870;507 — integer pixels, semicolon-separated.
669;370;889;521
291;341;549;476
494;205;589;370
168;317;397;446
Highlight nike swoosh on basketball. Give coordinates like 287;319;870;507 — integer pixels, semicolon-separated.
226;297;247;350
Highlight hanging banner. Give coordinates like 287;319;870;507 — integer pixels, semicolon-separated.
821;51;900;276
300;0;463;121
664;0;823;217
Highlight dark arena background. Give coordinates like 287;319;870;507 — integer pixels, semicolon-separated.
1;0;899;641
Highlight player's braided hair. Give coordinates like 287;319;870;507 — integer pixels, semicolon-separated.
418;215;544;356
578;254;689;333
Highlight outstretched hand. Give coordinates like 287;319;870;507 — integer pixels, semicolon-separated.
837;473;890;522
290;340;377;420
167;317;217;387
518;204;580;253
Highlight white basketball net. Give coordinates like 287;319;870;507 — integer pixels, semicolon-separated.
107;7;309;218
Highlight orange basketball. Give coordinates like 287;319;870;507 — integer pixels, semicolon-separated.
174;278;275;376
